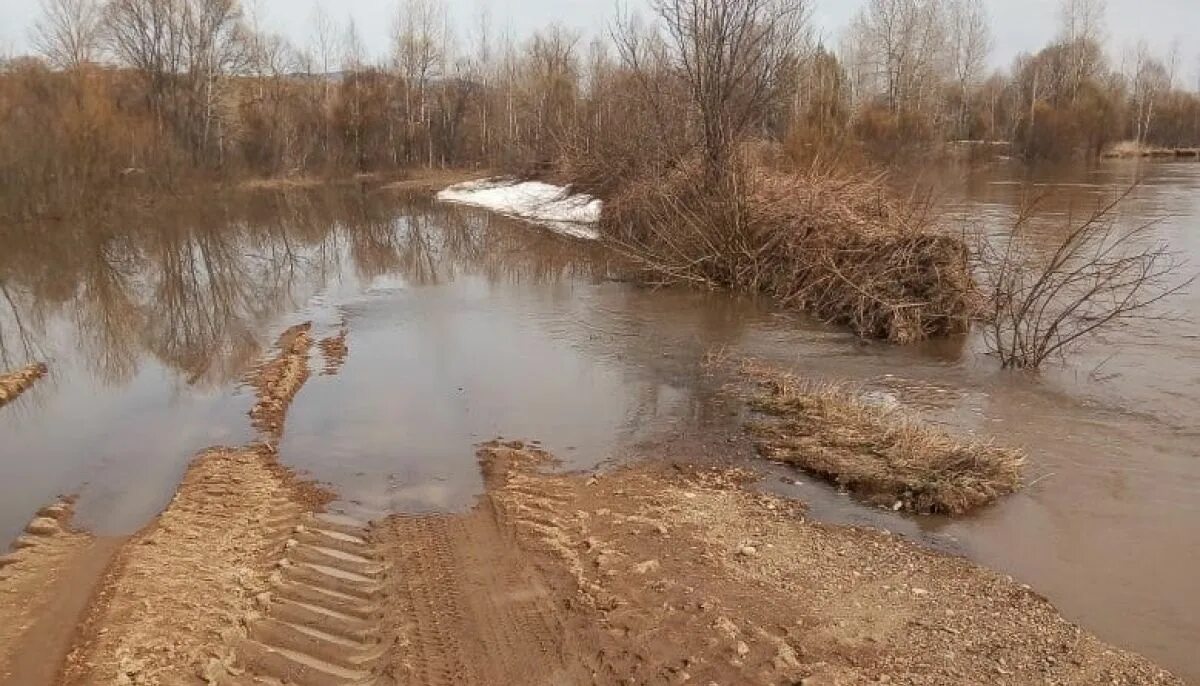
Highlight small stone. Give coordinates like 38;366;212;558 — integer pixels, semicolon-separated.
714;616;739;638
735;641;750;657
634;560;661;575
738;546;758;557
911;588;929;597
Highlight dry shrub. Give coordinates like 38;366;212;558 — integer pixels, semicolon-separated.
600;161;978;342
977;187;1194;368
737;361;1024;515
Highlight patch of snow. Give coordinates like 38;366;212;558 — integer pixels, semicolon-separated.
436;178;602;240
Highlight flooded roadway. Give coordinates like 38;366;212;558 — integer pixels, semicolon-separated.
0;161;1198;681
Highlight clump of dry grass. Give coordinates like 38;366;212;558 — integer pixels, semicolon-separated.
0;363;48;407
600;162;979;343
737;361;1024;515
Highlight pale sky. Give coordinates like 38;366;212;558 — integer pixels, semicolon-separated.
1;0;1197;81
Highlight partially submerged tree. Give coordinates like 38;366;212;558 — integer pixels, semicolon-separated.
977;188;1194;369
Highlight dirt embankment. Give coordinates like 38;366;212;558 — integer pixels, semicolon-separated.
51;321;333;685
0;501;118;686
385;442;1175;686
0;363;48;408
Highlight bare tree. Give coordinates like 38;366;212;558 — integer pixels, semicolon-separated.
1127;41;1170;147
1057;0;1106;100
31;0;103;69
847;0;945;115
946;0;990;138
104;0;187;101
978;188;1194;369
391;0;447;165
648;0;811;178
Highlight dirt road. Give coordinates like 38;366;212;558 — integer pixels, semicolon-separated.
0;321;1184;685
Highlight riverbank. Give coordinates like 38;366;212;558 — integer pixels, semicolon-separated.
4;440;1180;684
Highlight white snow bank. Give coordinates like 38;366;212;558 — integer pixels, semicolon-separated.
436;179;602;240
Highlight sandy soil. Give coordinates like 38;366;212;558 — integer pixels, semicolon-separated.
0;501;117;685
3;441;1185;685
371;442;1178;686
248;322;313;445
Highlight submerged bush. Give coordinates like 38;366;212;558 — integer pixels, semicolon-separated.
599;161;979;343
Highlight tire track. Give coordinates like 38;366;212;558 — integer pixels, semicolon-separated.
235;512;392;686
378;507;591;686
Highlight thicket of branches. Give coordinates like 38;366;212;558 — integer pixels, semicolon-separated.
976;190;1194;368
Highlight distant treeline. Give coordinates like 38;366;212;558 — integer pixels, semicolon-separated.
2;0;1199;219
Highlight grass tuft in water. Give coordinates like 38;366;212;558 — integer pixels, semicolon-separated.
737;360;1024;515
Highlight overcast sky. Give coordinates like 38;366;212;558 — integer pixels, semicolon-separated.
1;0;1197;81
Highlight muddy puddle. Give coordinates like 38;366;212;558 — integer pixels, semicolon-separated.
1;162;1198;681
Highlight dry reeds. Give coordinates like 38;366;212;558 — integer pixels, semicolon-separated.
737;361;1024;515
599;161;979;343
0;363;48;407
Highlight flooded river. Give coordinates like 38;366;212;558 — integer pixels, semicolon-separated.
1;161;1198;682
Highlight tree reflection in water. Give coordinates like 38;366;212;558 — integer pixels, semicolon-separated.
0;188;611;389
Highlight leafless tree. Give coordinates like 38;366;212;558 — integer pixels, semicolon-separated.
847;0;945;115
31;0;104;69
1127;41;1170;147
1057;0;1106;100
104;0;187;100
647;0;811;178
392;0;447;165
977;188;1194;369
946;0;990;138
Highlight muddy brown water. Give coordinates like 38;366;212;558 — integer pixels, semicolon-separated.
0;162;1197;682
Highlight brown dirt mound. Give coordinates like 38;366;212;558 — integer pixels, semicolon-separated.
59;446;328;685
0;363;48;407
737;361;1024;514
59;320;332;686
600;164;978;343
249;322;313;443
